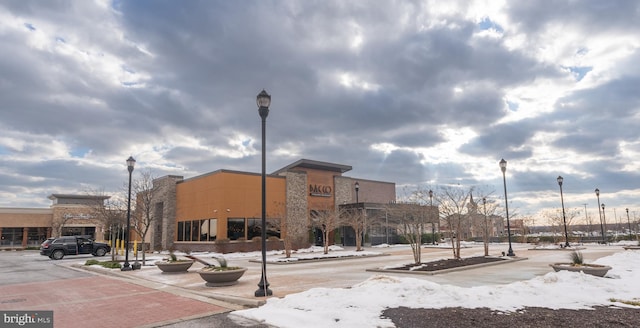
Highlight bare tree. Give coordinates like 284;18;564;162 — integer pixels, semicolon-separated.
543;208;579;244
85;189;126;261
269;201;306;258
309;205;347;254
51;215;75;237
131;170;155;265
385;202;430;264
342;207;367;251
434;186;470;260
477;195;499;256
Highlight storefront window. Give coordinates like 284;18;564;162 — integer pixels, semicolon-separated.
247;218;281;240
227;218;245;240
247;218;261;240
184;221;192;241
191;220;200;241
266;219;281;239
1;228;23;247
27;227;48;246
177;222;184;241
201;219;217;241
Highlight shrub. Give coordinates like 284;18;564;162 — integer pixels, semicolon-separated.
570;250;584;265
85;260;121;269
100;261;122;269
85;259;100;266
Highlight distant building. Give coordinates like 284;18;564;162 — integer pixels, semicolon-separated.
0;194;109;248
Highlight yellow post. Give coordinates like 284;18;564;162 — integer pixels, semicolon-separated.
133;240;138;257
116;238;120;255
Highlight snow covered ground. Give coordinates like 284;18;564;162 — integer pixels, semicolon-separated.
230;245;640;328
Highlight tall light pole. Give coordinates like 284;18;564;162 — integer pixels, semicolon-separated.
482;197;489;256
429;190;435;245
121;156;135;271
499;159;515;256
255;90;272;297
626;208;632;240
601;203;607;245
355;182;362;246
595;188;606;244
557;176;570;247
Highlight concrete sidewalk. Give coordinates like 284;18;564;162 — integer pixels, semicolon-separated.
72;243;623;309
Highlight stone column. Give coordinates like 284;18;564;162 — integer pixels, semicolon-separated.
151;175;183;251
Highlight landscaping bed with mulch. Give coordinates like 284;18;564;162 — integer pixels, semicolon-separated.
390;256;507;272
382;306;640;328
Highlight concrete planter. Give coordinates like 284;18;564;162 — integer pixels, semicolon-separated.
155;260;194;273
197;267;247;287
549;263;611;277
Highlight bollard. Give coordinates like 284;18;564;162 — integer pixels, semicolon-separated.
133;240;138;257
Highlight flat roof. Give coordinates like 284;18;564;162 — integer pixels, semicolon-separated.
48;194;110;200
273;159;352;174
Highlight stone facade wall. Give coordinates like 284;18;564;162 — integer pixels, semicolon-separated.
333;176;352;207
283;171;309;246
51;205;104;238
151;175;183;251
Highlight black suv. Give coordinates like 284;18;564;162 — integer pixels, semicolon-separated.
40;236;111;260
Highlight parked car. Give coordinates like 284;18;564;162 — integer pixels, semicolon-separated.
40;235;111;260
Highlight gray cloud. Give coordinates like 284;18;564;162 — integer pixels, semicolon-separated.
0;1;638;220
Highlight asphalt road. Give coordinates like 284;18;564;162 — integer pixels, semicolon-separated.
0;250;92;285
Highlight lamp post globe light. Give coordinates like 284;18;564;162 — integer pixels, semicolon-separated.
499;159;515;257
557;176;570;247
429;190;435;245
595;188;606;243
255;90;273;297
121;156;135;271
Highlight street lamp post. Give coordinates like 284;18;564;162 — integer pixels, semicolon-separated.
626;208;632;241
482;197;489;256
121;156;135;272
595;188;606;244
255;90;273;297
601;203;607;245
557;176;570;248
499;159;515;257
429;190;435;245
355;182;363;246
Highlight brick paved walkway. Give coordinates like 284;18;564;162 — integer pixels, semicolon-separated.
0;276;230;328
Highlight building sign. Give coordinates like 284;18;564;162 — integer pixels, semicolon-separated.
309;184;332;197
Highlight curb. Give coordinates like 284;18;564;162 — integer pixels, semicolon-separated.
366;256;529;276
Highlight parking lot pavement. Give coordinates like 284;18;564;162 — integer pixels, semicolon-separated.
76;243;624;306
7;243;620;327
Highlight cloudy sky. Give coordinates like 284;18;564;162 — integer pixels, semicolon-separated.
1;1;639;224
